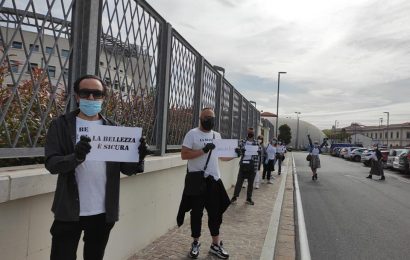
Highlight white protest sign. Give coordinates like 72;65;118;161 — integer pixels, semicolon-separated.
77;124;142;162
213;139;238;157
244;144;259;156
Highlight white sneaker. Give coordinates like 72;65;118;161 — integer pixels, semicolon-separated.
255;184;260;189
268;179;274;184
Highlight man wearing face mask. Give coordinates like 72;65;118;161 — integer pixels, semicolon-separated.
230;128;261;205
178;107;235;259
45;75;149;260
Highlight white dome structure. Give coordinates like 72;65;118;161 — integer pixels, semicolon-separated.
261;116;326;149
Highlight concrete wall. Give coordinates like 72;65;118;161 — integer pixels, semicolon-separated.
0;154;240;260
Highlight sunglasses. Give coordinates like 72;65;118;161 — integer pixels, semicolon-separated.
78;89;104;99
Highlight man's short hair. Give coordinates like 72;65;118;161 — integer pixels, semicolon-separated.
247;127;254;131
74;75;107;95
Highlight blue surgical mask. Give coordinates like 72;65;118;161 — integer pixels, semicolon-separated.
79;99;102;116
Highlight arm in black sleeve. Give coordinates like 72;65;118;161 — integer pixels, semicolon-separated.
307;134;313;147
120;161;144;176
45;120;81;174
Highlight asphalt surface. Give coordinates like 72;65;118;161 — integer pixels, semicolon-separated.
294;152;410;260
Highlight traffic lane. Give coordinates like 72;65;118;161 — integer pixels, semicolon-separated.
293;152;410;260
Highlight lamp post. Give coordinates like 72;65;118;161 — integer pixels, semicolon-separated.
213;65;225;132
276;71;287;138
379;117;383;145
295;112;301;149
250;100;256;108
383;111;389;147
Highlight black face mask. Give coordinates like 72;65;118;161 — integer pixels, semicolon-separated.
201;117;215;131
247;133;254;139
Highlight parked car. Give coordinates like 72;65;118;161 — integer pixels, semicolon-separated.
333;147;343;157
361;149;388;167
340;147;362;159
392;149;410;173
350;148;367;162
386;149;407;169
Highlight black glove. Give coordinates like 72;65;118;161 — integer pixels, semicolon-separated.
202;143;216;153
138;136;150;161
235;147;241;157
75;135;91;161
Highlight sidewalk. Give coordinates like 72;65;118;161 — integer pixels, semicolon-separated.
129;158;295;260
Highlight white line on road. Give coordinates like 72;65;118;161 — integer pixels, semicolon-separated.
293;154;311;260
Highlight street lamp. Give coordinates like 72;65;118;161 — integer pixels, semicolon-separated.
295;112;301;149
213;65;225;132
383;111;389;147
276;71;287;138
379;118;383;144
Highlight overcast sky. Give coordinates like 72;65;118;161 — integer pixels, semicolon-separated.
148;0;410;130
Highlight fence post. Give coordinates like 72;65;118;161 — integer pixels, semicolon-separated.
68;0;103;112
193;56;205;128
229;85;234;138
214;74;223;132
155;22;173;155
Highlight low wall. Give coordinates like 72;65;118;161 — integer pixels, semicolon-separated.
0;154;240;260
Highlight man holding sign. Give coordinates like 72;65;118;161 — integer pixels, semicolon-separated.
230;128;261;206
178;108;238;259
45;75;148;260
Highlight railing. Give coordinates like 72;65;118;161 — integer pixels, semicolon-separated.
0;0;260;159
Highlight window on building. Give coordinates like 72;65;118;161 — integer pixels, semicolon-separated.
27;63;38;73
396;132;399;139
371;133;373;138
61;49;70;57
12;41;23;49
29;44;39;52
100;61;104;66
407;132;410;139
385;132;388;138
10;60;19;73
48;66;56;77
380;133;382;139
45;47;54;55
390;132;393;138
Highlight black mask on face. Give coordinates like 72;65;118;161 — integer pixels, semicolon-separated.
247;133;254;139
201;117;215;131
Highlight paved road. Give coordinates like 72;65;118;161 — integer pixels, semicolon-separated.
294;152;410;260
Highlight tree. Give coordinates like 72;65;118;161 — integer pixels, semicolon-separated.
278;124;291;145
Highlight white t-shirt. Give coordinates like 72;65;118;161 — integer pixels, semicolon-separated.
182;128;222;180
277;145;286;154
75;117;107;216
266;144;277;160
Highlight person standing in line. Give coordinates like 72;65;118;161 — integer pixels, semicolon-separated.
276;141;287;175
307;134;328;180
263;139;277;184
230;128;261;205
178;107;235;259
253;135;264;189
45;75;148;260
366;146;385;180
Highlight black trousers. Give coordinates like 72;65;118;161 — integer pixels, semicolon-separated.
50;213;114;260
262;160;274;180
233;170;256;200
190;178;223;238
277;157;282;173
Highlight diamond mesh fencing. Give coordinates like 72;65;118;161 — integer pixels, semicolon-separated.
219;81;231;138
231;90;241;139
0;0;261;159
99;0;160;146
202;62;217;110
167;33;197;146
0;0;73;158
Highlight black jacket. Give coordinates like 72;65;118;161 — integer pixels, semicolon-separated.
45;110;144;222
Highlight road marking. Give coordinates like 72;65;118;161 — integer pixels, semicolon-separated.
292;153;311;260
260;158;288;260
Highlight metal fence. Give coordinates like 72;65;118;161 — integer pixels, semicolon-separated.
0;0;260;159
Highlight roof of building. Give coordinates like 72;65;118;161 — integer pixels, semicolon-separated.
261;111;277;117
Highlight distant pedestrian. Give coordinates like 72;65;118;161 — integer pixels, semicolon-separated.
366;146;385;180
231;128;261;205
307;134;328;180
254;135;264;189
276;141;286;175
178;107;235;259
262;139;277;184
